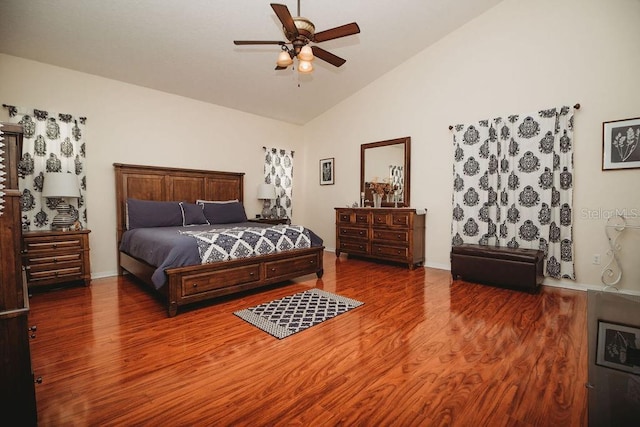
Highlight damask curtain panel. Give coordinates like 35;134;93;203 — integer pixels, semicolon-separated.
263;147;294;219
3;105;87;231
451;105;575;279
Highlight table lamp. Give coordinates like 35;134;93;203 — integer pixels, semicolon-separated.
257;183;276;218
43;172;80;231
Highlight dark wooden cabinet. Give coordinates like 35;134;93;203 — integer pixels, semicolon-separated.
335;207;426;269
0;124;37;425
23;229;91;289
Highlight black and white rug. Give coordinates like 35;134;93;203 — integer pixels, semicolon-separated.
234;289;364;339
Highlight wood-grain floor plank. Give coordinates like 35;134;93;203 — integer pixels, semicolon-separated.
27;252;587;426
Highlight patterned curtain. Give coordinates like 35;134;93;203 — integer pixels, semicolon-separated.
451;106;575;279
263;147;294;219
4;105;88;231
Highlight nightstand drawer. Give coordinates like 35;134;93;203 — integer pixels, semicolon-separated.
25;253;82;266
26;265;83;283
23;236;84;253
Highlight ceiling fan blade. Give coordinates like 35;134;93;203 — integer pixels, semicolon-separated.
275;65;288;70
313;22;360;43
311;46;346;67
234;40;286;45
270;3;298;39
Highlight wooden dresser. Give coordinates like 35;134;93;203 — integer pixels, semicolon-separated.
0;124;38;424
335;207;426;269
23;229;91;289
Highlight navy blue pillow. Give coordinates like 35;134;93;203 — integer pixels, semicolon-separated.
199;201;248;224
126;199;183;229
179;202;209;226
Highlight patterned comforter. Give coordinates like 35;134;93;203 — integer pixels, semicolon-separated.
180;224;312;264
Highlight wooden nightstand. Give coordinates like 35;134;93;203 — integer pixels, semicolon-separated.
247;217;291;225
22;229;91;289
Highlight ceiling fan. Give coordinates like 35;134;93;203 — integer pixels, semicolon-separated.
233;1;360;73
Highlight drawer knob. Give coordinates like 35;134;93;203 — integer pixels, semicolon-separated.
249;272;255;276
52;244;57;249
192;283;198;288
309;260;315;264
271;268;276;272
35;377;43;384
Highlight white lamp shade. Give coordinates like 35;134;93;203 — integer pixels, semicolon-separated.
298;59;313;74
42;172;80;198
298;45;314;62
257;183;276;200
277;51;293;67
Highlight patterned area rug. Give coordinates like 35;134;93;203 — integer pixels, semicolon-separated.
234;289;364;339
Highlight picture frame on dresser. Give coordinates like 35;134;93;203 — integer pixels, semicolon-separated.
320;158;334;185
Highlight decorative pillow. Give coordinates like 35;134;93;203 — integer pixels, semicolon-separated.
179;202;209;226
199;201;248;224
126;198;183;229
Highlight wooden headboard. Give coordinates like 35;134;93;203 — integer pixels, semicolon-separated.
113;163;245;247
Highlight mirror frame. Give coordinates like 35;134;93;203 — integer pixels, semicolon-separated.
360;136;411;207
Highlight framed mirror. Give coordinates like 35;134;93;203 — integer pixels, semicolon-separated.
360;136;411;207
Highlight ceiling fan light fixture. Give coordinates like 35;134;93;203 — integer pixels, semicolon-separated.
298;59;313;74
277;50;293;67
298;45;314;61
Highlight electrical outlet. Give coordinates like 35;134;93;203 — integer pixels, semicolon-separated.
593;254;601;265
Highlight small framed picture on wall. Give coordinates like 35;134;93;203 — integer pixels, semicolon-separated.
320;158;334;185
602;117;640;170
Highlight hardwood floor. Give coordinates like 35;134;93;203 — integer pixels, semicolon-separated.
28;252;587;426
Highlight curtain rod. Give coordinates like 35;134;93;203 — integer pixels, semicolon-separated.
448;103;581;130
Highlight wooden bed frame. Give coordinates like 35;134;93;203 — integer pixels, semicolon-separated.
114;163;324;317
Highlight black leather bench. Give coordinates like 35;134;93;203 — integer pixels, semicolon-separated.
450;244;544;293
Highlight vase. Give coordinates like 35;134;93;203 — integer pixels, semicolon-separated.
373;193;382;208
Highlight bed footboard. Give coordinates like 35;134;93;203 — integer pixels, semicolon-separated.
122;246;324;317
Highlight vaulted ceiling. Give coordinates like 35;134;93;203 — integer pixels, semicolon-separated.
0;0;503;125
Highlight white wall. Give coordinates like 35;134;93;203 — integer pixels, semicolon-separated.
0;54;303;278
300;0;640;292
1;0;639;292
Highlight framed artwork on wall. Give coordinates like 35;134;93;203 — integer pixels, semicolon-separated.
602;117;640;170
320;158;334;185
596;320;640;375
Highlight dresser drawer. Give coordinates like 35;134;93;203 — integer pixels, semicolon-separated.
391;213;411;227
338;240;369;255
182;264;260;296
339;226;368;239
372;244;408;260
372;229;409;243
337;212;353;224
372;213;389;226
